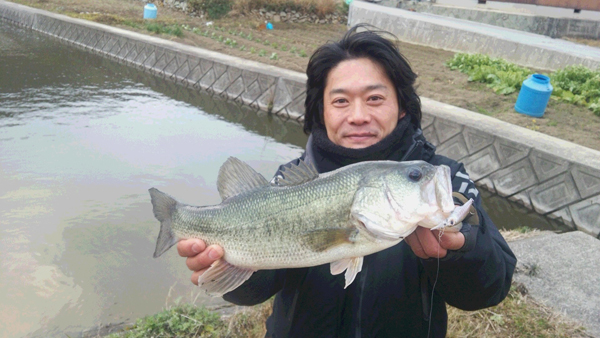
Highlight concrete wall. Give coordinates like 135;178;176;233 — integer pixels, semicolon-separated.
348;1;600;71
435;0;600;21
394;1;600;39
1;0;599;238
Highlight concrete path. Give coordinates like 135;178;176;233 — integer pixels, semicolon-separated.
349;0;600;70
509;231;600;337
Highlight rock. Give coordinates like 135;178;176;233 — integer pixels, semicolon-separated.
273;15;281;22
280;11;286;17
319;19;326;24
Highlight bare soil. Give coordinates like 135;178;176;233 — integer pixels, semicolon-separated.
10;0;600;151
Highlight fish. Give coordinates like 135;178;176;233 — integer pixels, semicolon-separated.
149;157;473;296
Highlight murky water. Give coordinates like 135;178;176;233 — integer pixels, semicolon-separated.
0;21;567;338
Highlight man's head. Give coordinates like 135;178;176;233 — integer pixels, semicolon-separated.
304;25;421;147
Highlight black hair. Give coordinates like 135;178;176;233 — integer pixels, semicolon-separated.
303;24;421;134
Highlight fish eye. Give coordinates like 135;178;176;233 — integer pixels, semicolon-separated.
408;168;422;182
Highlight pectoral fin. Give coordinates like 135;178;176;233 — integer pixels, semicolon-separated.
198;259;255;297
330;257;364;288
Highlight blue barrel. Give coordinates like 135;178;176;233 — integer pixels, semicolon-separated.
143;3;157;19
514;74;553;118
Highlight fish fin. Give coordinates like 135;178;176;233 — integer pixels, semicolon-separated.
330;257;364;288
198;259;255;297
217;157;269;201
149;188;180;258
276;159;319;187
301;228;356;252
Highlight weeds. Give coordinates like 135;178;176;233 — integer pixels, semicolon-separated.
188;0;232;19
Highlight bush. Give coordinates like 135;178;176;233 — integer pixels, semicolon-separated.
188;0;232;19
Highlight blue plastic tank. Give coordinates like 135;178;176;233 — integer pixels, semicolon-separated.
514;74;553;118
143;4;157;19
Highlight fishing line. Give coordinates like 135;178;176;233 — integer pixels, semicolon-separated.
426;228;444;338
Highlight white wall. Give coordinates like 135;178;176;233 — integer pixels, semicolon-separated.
433;0;600;20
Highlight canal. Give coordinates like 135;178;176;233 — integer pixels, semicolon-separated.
0;21;566;338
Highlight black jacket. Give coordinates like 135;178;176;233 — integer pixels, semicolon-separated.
223;128;517;338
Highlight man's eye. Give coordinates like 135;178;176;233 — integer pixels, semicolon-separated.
368;96;383;102
334;99;347;104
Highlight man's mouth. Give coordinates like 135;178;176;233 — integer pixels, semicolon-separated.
344;133;376;141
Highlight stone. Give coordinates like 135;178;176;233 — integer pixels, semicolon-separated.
529;173;581;214
571;165;600;199
489;158;537;197
462;146;501;181
273;15;281;22
529;149;570;182
493;137;530;167
435;134;469;161
280;11;286;17
433;117;462;144
569;194;600;237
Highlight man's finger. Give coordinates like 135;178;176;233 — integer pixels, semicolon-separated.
185;245;224;271
405;232;429;259
415;227;447;258
177;239;206;258
433;230;465;251
191;268;208;286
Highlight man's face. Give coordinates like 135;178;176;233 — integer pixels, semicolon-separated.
322;57;404;149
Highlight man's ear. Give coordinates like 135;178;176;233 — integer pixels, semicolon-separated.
398;111;406;119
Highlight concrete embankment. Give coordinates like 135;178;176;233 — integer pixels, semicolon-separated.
387;0;600;40
348;0;600;71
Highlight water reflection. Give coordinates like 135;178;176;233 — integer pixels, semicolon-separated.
0;23;306;338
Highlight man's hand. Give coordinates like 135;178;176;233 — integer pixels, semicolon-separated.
404;226;465;259
177;239;224;285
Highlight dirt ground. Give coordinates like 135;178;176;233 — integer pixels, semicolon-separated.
10;0;600;151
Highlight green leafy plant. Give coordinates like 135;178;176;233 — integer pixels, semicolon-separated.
250;47;256;54
239;45;246;51
270;52;278;60
258;49;266;57
298;49;307;57
108;304;225;337
446;53;600;116
550;65;600;116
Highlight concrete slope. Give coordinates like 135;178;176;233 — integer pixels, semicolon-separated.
349;0;600;71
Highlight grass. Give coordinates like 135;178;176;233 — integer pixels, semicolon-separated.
105;301;272;338
447;283;590;338
103;281;589;338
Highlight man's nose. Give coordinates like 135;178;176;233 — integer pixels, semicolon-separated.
347;102;371;125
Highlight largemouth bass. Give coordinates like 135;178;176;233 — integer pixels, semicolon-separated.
149;157;472;296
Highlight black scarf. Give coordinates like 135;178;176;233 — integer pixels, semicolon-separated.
309;117;417;173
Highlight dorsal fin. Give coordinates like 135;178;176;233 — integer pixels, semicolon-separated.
217;157;269;201
277;159;319;187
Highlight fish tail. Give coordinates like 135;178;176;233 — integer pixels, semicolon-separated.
149;188;179;258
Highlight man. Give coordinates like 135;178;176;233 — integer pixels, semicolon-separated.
177;25;517;337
